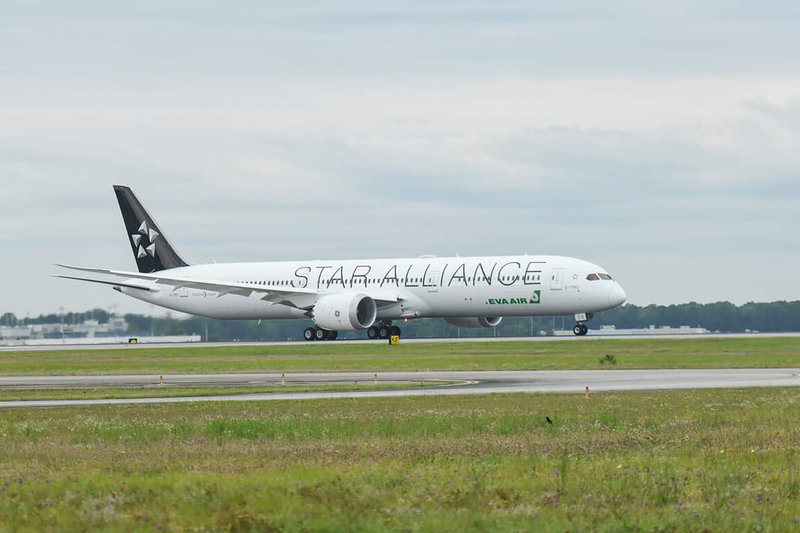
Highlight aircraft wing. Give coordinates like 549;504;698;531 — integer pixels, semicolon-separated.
55;264;401;309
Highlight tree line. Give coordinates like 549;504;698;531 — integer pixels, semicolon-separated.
3;300;798;341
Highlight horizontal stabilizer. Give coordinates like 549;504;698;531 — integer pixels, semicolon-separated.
52;275;154;292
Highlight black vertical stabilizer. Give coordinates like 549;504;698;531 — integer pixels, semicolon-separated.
113;185;189;273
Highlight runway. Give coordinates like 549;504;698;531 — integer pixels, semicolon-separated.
0;368;797;408
2;331;799;351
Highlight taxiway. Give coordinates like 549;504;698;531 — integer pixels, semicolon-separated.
0;368;797;408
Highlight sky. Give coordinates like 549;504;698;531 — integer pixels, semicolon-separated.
1;1;799;317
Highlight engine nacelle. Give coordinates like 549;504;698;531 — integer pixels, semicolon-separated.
445;316;503;328
312;293;377;331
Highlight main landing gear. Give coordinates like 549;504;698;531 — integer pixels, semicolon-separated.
303;326;338;341
572;312;593;336
303;322;402;342
367;322;401;340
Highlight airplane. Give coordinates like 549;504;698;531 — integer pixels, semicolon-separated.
56;186;627;340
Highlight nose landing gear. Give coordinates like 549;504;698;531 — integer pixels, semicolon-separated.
572;312;592;336
572;323;588;336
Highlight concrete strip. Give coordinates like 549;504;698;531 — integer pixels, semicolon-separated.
0;368;797;408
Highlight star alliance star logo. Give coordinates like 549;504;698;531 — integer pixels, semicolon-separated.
131;220;159;259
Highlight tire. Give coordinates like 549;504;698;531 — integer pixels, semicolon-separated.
573;324;583;336
580;324;589;336
314;328;327;341
389;325;401;337
378;326;389;339
304;327;316;341
367;327;379;339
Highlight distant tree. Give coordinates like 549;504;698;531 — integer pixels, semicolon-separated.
9;301;800;339
90;309;111;324
0;312;17;326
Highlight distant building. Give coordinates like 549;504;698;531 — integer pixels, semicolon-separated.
553;324;710;336
0;318;127;340
0;318;200;346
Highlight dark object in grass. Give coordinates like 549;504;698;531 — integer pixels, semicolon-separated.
599;354;618;365
546;416;553;425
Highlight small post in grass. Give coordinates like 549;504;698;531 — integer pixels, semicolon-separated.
584;386;590;399
373;373;378;385
159;375;163;386
281;373;285;385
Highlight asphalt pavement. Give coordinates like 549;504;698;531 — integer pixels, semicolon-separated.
0;368;797;408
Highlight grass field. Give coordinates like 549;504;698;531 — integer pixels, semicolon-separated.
0;388;798;532
1;336;800;375
2;338;799;531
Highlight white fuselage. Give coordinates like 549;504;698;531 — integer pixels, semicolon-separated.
120;255;626;321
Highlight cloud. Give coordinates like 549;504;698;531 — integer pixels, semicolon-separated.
0;1;799;313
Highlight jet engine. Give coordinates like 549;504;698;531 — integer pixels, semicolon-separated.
445;317;503;328
312;293;377;331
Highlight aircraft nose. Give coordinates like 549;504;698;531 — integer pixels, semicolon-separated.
608;283;627;307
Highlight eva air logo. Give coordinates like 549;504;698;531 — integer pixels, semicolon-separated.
486;290;541;305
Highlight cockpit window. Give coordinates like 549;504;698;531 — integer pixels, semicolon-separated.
586;273;599;281
598;273;612;280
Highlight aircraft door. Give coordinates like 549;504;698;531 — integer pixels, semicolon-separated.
550;268;565;290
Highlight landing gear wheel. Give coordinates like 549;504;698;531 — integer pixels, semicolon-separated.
367;326;379;340
326;330;338;341
389;325;401;337
377;325;390;339
573;324;588;336
314;328;327;341
304;327;316;341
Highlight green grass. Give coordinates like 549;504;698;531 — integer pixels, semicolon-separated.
0;389;798;531
1;337;799;375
